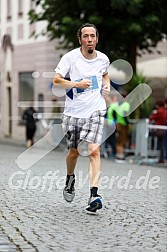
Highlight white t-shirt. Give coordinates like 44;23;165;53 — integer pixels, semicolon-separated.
55;48;110;118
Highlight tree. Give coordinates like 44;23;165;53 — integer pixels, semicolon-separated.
125;73;153;118
29;0;167;72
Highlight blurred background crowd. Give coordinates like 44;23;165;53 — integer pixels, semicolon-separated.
0;0;167;165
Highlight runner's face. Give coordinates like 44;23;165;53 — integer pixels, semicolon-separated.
79;27;98;54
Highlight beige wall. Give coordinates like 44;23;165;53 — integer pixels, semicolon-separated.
0;38;167;141
0;40;64;141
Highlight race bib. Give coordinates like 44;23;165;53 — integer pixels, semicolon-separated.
76;76;99;94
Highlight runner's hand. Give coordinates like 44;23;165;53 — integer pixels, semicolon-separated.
75;79;92;89
102;85;110;96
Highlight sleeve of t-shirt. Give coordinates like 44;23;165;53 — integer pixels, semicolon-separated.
102;57;110;75
55;54;70;77
124;102;130;112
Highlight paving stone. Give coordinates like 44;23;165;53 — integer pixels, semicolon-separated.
0;143;167;251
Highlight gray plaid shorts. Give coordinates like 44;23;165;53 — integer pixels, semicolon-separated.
62;110;106;149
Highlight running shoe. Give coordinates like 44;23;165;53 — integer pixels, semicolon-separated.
63;175;75;202
86;195;102;213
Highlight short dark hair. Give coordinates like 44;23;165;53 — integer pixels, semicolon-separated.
77;23;99;39
156;100;164;107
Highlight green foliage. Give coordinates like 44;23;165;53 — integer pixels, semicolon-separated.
29;0;167;71
126;73;148;93
126;73;154;118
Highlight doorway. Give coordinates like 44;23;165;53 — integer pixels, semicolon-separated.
4;86;12;137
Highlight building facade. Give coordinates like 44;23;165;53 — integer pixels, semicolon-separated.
0;0;167;142
137;40;167;101
0;0;62;141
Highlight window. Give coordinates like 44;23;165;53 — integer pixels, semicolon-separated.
18;0;23;17
38;94;44;113
19;72;34;119
7;0;12;20
18;24;23;39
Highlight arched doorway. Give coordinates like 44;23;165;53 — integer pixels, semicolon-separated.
2;34;13;137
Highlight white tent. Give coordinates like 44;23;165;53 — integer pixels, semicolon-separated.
137;57;167;78
108;64;126;82
108;56;167;83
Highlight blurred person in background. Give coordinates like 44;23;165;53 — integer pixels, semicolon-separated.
104;95;117;158
149;100;167;163
164;98;167;162
22;106;37;147
110;91;130;163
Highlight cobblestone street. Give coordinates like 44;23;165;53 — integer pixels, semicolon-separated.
0;142;167;252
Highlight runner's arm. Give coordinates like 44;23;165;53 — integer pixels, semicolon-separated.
102;73;110;96
53;73;91;90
